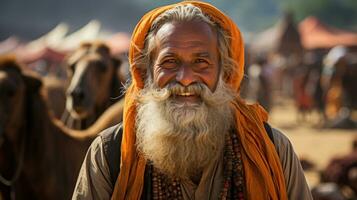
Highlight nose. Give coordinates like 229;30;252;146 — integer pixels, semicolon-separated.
176;64;198;86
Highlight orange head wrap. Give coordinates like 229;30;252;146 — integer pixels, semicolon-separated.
112;1;287;199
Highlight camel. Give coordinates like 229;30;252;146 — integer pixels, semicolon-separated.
61;41;127;129
41;75;67;119
0;56;123;200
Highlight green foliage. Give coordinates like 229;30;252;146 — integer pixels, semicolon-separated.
229;0;280;31
131;0;281;32
133;0;357;31
278;0;357;29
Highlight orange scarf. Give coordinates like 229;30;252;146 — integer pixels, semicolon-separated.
112;1;287;199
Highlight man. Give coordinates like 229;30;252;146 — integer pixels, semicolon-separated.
72;1;312;199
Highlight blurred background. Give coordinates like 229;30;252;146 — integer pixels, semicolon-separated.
1;0;357;199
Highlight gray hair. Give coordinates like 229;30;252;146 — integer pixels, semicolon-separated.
134;4;237;84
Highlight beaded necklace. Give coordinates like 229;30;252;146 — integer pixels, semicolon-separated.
151;130;246;199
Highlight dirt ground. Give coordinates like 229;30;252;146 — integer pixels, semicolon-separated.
268;99;357;188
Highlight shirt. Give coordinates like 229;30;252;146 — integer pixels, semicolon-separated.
72;126;313;200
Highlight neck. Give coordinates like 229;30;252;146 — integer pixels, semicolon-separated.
8;92;62;199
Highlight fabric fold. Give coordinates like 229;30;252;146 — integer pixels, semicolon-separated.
112;1;287;199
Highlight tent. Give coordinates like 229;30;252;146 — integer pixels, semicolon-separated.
25;23;69;52
57;20;101;51
298;16;357;50
249;13;303;57
0;37;21;55
105;32;130;56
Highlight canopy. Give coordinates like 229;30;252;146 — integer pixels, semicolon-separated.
299;16;357;50
250;13;302;57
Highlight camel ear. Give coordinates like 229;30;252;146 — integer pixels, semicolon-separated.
22;73;42;94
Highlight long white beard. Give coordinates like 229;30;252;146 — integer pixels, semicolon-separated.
135;78;235;179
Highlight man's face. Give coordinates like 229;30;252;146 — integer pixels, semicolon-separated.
136;21;234;178
151;21;220;104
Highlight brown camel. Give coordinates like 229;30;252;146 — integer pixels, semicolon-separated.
61;41;126;129
0;56;123;200
41;75;66;119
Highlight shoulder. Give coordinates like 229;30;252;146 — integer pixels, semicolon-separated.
269;127;299;174
98;123;123;161
73;126;121;199
83;124;122;158
263;123;293;154
99;123;123;146
98;123;123;184
269;127;313;199
270;127;294;154
269;127;300;168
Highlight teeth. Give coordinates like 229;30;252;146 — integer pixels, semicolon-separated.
178;92;193;96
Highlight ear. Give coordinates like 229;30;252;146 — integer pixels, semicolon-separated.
22;73;42;94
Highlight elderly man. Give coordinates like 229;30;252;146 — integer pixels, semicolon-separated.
72;1;312;199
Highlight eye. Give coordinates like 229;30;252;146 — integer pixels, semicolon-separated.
194;58;208;63
193;58;210;70
160;58;179;69
163;59;178;64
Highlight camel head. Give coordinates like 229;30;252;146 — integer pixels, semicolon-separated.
65;42;122;120
0;56;41;143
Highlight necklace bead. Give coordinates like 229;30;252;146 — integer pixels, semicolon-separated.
150;131;246;199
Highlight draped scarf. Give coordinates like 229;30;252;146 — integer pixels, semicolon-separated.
111;1;287;199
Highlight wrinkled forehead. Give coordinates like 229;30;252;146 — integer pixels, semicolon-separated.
151;21;219;66
155;21;217;44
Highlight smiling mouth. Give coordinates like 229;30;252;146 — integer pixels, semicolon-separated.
178;92;195;96
173;92;201;104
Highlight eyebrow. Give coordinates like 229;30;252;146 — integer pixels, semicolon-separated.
156;52;176;61
194;52;211;58
161;52;175;57
156;51;212;61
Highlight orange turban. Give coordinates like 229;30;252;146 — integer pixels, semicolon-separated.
112;1;287;199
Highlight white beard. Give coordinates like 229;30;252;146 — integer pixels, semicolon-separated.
135;78;235;179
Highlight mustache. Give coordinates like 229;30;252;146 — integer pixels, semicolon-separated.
167;82;204;97
137;82;208;103
138;79;236;107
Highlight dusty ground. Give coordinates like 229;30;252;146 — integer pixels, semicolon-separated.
268;99;357;188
